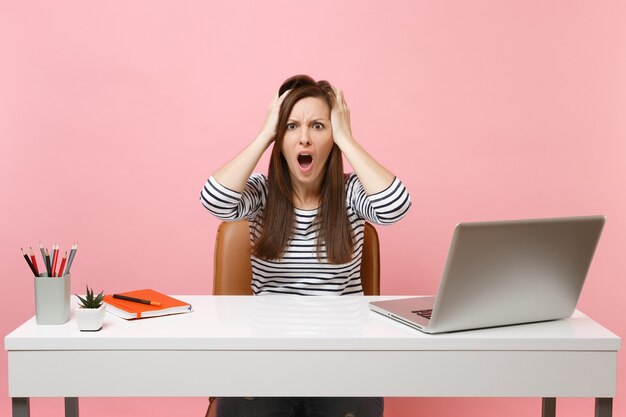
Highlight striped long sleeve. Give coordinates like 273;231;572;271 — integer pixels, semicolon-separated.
200;173;411;295
345;173;411;225
200;174;267;221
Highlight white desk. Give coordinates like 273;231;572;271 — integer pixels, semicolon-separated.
5;296;620;417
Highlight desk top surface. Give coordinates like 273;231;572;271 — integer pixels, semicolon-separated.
5;295;620;352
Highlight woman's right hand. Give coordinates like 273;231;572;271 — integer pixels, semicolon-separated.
212;90;289;192
257;90;289;145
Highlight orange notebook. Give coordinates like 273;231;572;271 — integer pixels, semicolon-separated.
103;289;192;320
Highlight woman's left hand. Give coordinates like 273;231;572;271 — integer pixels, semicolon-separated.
328;86;395;195
331;88;354;147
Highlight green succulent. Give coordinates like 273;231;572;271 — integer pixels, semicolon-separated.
76;285;105;309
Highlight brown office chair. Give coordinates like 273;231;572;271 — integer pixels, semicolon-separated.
212;219;380;296
205;219;381;417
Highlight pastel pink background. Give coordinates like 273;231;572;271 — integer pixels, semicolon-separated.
1;1;624;416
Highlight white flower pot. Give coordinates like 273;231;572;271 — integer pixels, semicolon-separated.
76;304;106;331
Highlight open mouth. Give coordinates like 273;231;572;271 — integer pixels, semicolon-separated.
297;154;313;169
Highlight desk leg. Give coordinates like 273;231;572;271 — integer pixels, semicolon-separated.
541;397;556;417
12;398;30;417
65;397;79;417
595;398;612;417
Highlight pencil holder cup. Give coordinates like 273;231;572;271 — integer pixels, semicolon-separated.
34;273;71;325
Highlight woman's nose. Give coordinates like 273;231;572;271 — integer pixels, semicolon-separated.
299;129;311;145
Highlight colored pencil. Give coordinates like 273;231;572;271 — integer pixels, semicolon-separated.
51;244;60;277
21;248;38;276
65;243;78;274
44;248;51;277
29;247;39;276
40;242;51;276
57;251;67;277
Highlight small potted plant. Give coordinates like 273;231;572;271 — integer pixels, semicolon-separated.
75;286;106;331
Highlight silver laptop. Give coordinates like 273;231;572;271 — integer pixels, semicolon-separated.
369;215;605;333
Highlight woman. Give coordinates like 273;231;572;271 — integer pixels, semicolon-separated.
201;75;411;416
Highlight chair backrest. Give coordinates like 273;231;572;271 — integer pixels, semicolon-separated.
213;220;380;295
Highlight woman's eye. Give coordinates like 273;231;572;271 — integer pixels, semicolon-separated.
286;123;296;130
313;123;324;130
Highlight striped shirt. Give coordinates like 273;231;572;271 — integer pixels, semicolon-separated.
200;173;411;296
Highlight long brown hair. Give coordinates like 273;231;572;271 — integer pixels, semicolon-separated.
252;75;354;264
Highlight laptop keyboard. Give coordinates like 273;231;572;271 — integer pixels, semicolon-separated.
411;309;433;319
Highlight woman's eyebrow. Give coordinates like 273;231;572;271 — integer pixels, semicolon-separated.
287;116;329;122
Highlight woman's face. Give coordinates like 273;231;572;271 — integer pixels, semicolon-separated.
281;96;334;190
